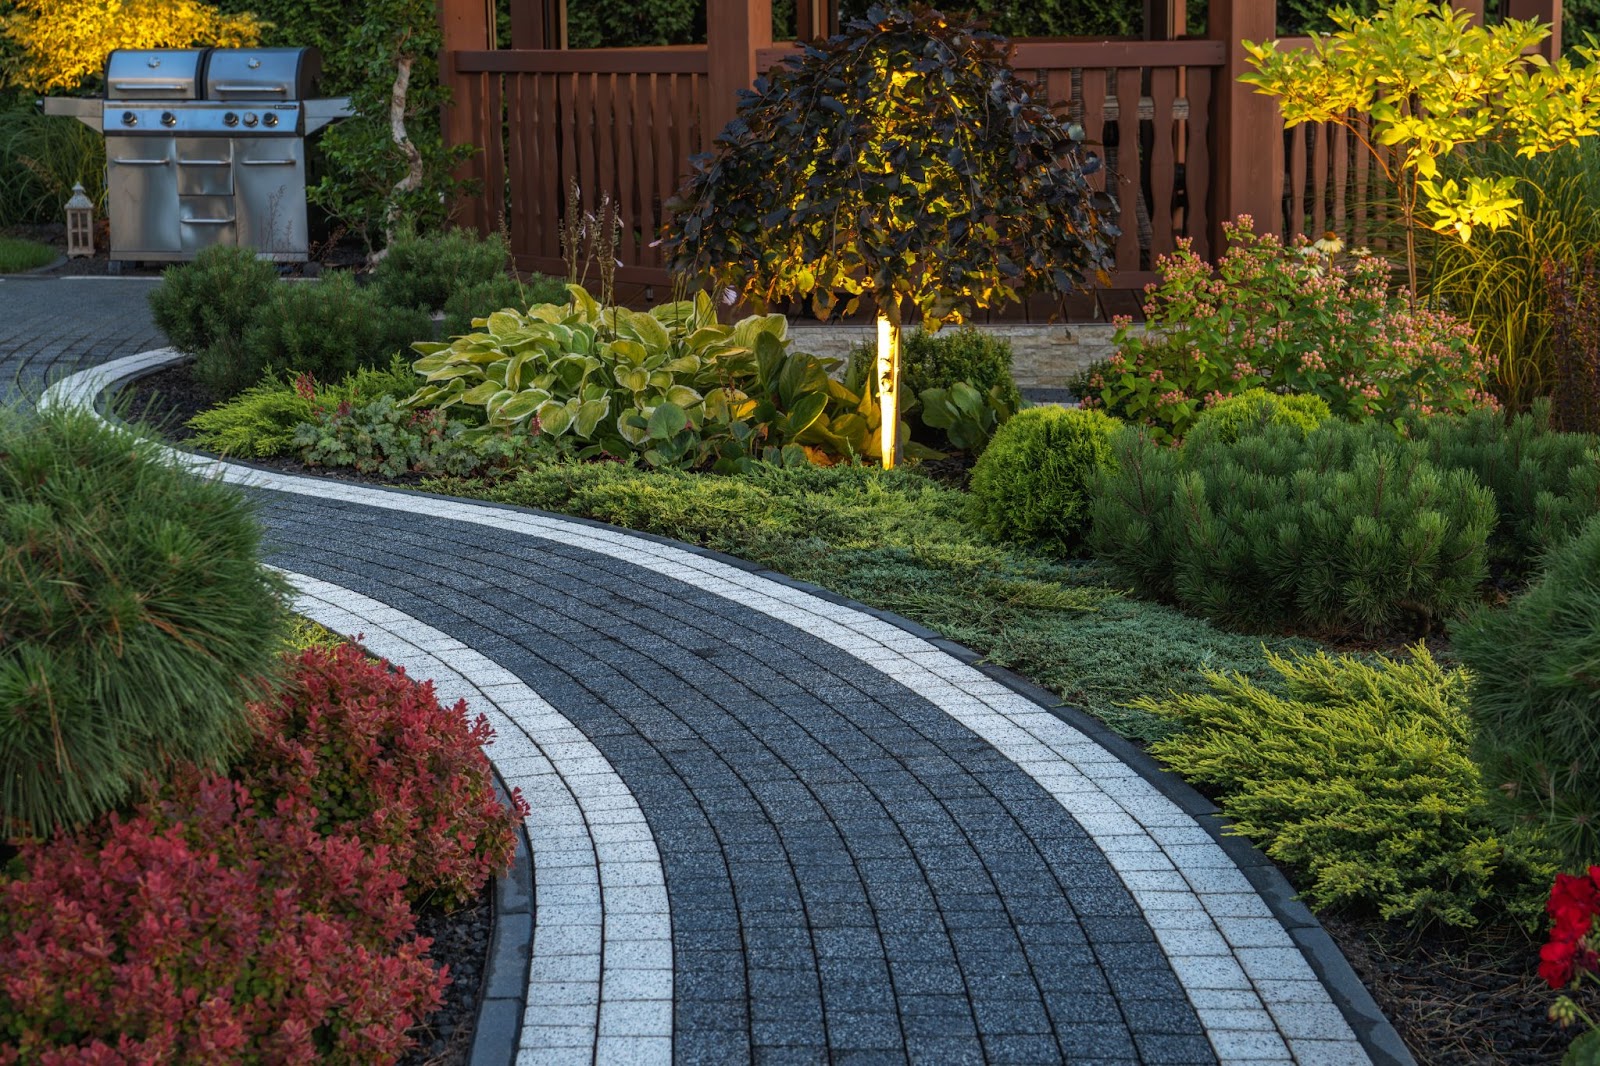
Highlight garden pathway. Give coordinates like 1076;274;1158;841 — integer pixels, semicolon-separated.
12;280;1409;1066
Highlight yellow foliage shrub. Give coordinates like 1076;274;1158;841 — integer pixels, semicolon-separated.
2;0;263;94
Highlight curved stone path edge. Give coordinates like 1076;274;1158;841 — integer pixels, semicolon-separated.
47;349;1413;1066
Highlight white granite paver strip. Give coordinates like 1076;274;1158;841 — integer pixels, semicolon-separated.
265;567;672;1066
49;350;1379;1065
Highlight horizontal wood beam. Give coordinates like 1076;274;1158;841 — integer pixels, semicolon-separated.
757;38;1225;74
453;47;709;74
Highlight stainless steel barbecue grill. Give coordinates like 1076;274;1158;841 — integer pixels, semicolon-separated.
44;47;350;264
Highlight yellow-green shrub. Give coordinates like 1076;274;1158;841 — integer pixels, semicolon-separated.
1184;388;1331;449
1139;646;1553;927
966;406;1119;555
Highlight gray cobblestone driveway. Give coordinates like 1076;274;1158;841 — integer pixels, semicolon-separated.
0;277;166;402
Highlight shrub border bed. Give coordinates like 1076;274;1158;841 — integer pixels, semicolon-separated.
81;348;1412;1066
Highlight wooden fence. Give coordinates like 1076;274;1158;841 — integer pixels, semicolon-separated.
441;0;1561;315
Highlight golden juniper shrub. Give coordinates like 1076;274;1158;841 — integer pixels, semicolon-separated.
1139;646;1554;927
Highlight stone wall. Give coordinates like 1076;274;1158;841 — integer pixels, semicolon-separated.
786;322;1139;390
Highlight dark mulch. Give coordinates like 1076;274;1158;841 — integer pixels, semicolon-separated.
400;881;493;1066
1324;916;1595;1065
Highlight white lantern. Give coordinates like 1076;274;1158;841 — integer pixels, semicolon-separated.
64;183;95;259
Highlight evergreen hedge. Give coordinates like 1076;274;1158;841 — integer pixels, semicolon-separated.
967;406;1119;555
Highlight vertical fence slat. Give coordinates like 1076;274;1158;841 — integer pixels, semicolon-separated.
575;74;597;224
485;73;507;233
1081;68;1108;195
1148;66;1177;258
1331;119;1348;243
1113;66;1141;272
506;72;529;255
1353;112;1370;250
558;72;579;255
1311;121;1328;238
594;71;617;224
1185;66;1212;261
615;73;638;266
636;74;659;270
653;73;676;260
1288;122;1306;239
536;73;561;261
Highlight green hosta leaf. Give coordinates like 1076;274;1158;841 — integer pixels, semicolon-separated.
616;412;651;446
647;401;689;440
608;338;650;365
461;380;502;405
411;341;450;357
781;391;829;439
687;325;734;354
566;285;600;321
951;380;986;416
536;398;575;435
665;384;703;407
494;390;546;422
731;313;788;349
920;387;955;428
574;397;611;438
620;310;671;350
486;311;522;337
616;366;651;392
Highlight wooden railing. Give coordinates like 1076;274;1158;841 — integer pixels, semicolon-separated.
449;47;710;285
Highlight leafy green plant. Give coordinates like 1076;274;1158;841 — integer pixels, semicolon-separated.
294;395;535;479
1079;218;1498;443
1456;514;1600;873
849;327;1025;419
1408;400;1600;574
148;245;277;364
663;4;1116;467
1090;419;1495;636
1425;137;1600;408
0;111;104;227
1138;646;1553;927
406;285;909;468
967;406;1119;555
220;273;431;398
186;356;422;459
0;404;289;837
1184;388;1331;449
1243;0;1600;290
917;381;1015;454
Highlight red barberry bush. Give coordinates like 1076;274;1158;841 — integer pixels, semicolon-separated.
0;772;445;1064
240;643;528;908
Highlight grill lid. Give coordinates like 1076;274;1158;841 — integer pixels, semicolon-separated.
104;49;205;100
204;48;320;101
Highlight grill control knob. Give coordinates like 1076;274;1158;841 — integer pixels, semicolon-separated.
223;111;239;128
120;110;138;127
261;112;279;128
242;112;259;128
160;111;177;128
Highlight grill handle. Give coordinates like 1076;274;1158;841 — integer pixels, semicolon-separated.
241;158;296;166
177;159;231;167
110;157;171;166
111;82;189;92
213;84;289;94
181;217;237;226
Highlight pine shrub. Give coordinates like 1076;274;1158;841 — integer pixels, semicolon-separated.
1456;515;1600;871
441;272;568;337
967;406;1119;554
1184;388;1331;449
223;273;431;397
1090;420;1494;636
238;644;528;907
374;228;512;313
1409;401;1600;574
0;405;289;837
1139;646;1553;927
148;244;276;357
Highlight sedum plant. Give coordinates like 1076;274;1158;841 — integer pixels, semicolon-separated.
1242;0;1600;290
0;405;289;837
663;4;1115;467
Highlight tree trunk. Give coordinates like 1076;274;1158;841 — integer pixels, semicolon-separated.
384;52;425;245
876;312;902;469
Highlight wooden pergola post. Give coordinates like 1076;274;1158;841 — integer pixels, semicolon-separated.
440;0;492;232
1207;0;1279;250
1506;0;1563;58
706;0;773;139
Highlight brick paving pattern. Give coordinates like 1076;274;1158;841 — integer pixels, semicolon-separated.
0;278;166;403
26;291;1403;1066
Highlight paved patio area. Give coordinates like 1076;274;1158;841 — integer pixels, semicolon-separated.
15;278;1408;1066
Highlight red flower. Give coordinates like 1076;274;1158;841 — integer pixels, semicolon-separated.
1540;868;1600;990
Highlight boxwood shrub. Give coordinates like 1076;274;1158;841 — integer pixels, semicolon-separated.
966;406;1119;555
